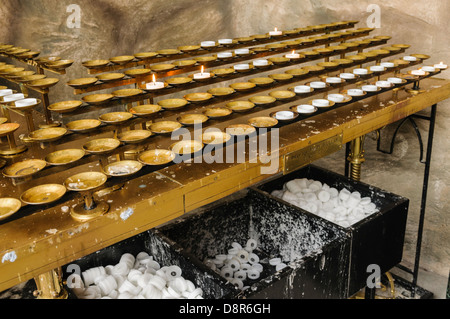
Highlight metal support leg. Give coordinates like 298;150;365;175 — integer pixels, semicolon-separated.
33;268;68;299
347;135;366;181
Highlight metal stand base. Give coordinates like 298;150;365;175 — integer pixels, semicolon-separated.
0;144;27;156
70;201;109;222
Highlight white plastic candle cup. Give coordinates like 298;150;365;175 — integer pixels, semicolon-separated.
353;68;368;75
309;81;326;89
294;85;312;93
434;62;447;69
235;48;250;55
201;41;216;47
403;56;417;61
327;94;345;103
387;77;403;84
325;77;342;84
380;62;395;68
312;99;330;107
14;98;38;107
146;82;165;90
421;66;436;72
347;89;365;96
286;53;300;59
296;104;317;114
253;59;268;67
218;39;233;45
234;63;250;71
410;69;425;76
217;52;233;59
370;65;385;72
193;72;211;80
362;85;379;92
275;111;295;120
376;81;392;88
3;93;25;102
339;73;356;80
0;89;13;97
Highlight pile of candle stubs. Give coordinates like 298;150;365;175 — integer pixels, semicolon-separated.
70;252;204;299
204;239;287;291
270;178;379;228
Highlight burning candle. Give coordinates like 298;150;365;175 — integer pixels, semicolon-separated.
269;27;283;36
434;61;447;69
193;66;211;80
146;74;165;90
286;50;300;59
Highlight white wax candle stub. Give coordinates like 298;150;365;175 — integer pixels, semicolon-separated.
15;98;38;107
235;49;250;55
296;104;316;113
411;69;426;76
421;66;436;72
434;62;447;69
0;89;13;97
347;89;365;96
3;94;25;102
146;82;165;90
218;52;233;59
380;62;395;68
339;73;355;79
253;59;268;66
327;94;345;103
403;56;417;61
353;68;368;75
387;77;403;84
270;28;282;36
376;81;392;88
201;41;216;47
194;72;211;80
234;64;250;71
275;111;295;120
218;39;233;45
309;81;326;89
326;77;342;84
370;65;385;72
362;85;379;92
294;85;312;93
312;99;330;107
286;53;300;59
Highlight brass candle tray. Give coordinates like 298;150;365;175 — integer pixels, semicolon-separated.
47;100;83;113
184;92;213;103
20;184;66;205
177;114;209;126
226;101;255;113
45;59;74;70
27;78;60;89
103;160;143;177
29;127;68;142
269;90;296;101
99;112;134;125
67;78;98;89
134;52;158;60
248;77;275;87
66;119;102;133
3;159;47;178
248;95;277;106
170;140;204;155
0;198;22;221
82;138;121;155
248;116;279;129
202;107;232;119
117;130;152;144
207;87;236;97
157;98;188;110
82;93;115;105
138;149;176;166
225;124;256;136
129;104;162;117
112;89;143;99
165;77;193;86
124;68;152;78
201;131;231;145
229;82;256;92
0;123;20;137
149;121;182;134
64;172;108;191
109;55;135;65
45;149;85;166
96;73;126;82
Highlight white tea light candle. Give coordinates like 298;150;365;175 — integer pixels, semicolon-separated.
296;104;317;114
312;99;330;107
387;77;403;84
327;94;345;103
269;27;282;36
339;73;355;80
347;89;365;96
325;77;342;84
294;85;312;93
218;39;233;45
410;69;426;76
309;81;326;89
421;66;436;72
0;89;13;97
201;41;216;48
370;65;385;72
380;62;395;68
275;111;295;120
434;62;447;69
15;98;38;108
362;85;379;92
235;48;250;55
253;59;269;67
217;52;233;59
403;56;417;61
193;66;211;80
353;68;368;75
146;74;165;90
286;50;300;59
3;93;25;102
376;81;392;88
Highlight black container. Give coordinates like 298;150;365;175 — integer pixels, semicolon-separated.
63;230;236;299
156;189;350;299
256;165;409;296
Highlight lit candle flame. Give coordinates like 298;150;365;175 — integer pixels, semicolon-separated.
440;61;444;65
152;74;156;84
292;50;295;55
275;27;278;32
201;65;204;75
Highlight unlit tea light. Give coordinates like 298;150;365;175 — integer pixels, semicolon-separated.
253;59;269;67
362;85;378;92
294;85;312;93
353;68;368;75
421;66;436;72
15;98;38;107
325;77;342;84
388;77;403;84
312;99;330;107
217;52;233;59
296;104;316;114
370;65;385;72
339;73;356;80
234;63;250;71
3;93;25;102
410;69;426;76
235;48;250;55
403;56;417;61
201;41;216;48
327;94;345;103
275;111;295;120
376;81;392;88
309;81;326;89
218;39;233;45
380;62;395;68
347;89;365;96
0;89;13;97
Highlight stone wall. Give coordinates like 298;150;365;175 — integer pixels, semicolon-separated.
0;0;448;278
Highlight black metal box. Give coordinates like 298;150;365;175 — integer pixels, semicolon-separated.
156;189;350;299
256;165;409;296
